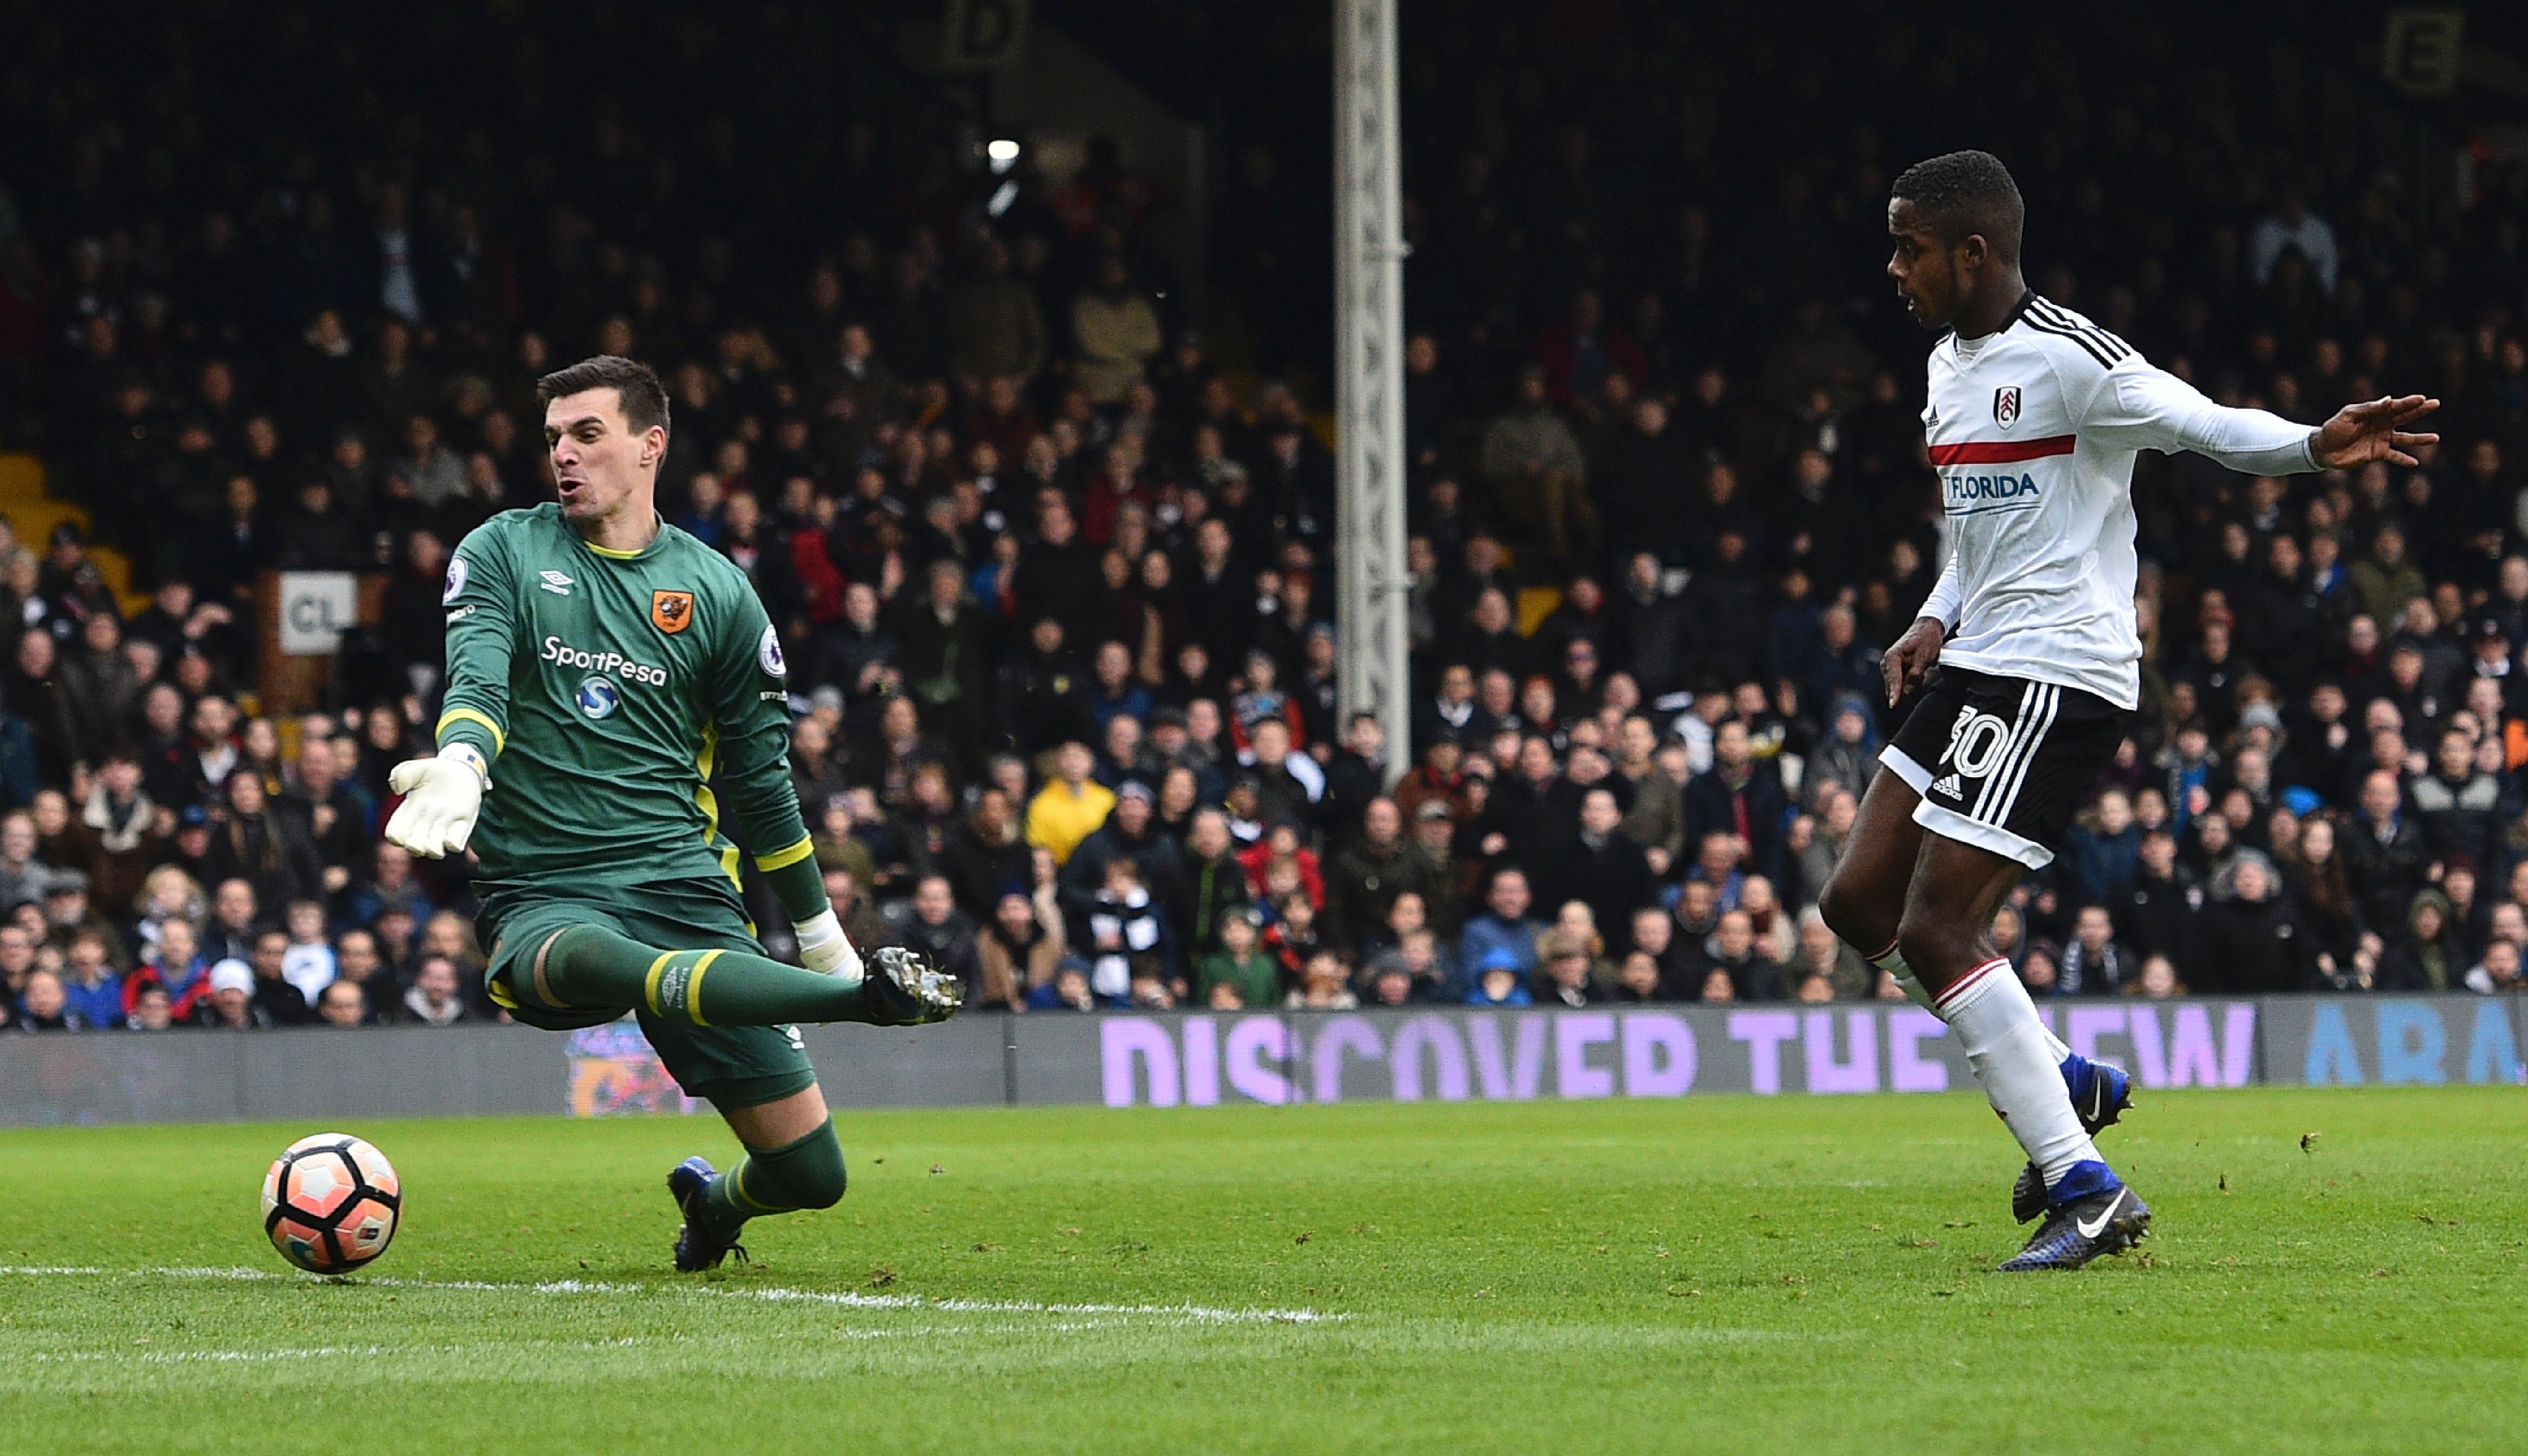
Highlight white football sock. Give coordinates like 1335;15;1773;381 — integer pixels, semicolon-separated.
1867;941;1938;1012
1936;957;2099;1186
1874;939;2072;1059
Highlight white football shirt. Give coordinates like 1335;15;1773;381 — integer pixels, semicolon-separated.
1918;294;2320;710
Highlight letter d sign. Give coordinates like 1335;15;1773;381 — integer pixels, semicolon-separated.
943;0;1031;67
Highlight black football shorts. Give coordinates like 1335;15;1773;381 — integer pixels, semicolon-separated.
1879;667;2127;869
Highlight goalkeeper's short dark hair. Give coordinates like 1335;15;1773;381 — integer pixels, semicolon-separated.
1891;150;2025;255
538;354;671;442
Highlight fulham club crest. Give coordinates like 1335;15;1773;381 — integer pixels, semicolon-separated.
1993;386;2023;428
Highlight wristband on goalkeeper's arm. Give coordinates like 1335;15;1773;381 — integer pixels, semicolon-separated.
792;908;864;984
754;840;854;978
436;741;491;786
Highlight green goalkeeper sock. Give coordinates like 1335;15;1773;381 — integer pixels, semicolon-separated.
539;925;888;1027
693;1119;849;1241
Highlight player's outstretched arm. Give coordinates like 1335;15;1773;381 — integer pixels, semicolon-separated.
2312;394;2440;470
389;525;515;859
2084;364;2332;476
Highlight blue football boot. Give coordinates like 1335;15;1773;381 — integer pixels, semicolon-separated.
1998;1162;2149;1271
667;1155;748;1272
2012;1055;2134;1223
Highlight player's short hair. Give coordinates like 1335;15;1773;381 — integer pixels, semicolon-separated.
1890;149;2024;256
538;354;672;442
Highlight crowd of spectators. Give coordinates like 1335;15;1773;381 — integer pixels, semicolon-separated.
1;3;2526;1035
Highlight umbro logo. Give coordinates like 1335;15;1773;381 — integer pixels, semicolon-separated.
539;570;574;596
1932;773;1965;799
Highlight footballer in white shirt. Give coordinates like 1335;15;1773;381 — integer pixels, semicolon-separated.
1815;150;2438;1270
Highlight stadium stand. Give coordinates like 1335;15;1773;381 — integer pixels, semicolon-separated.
0;0;2525;1034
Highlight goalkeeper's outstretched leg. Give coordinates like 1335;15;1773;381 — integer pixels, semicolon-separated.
525;924;960;1028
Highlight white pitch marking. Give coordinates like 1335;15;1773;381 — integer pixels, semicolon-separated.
725;1284;1335;1324
0;1265;1340;1325
28;1338;653;1366
13;1325;1189;1371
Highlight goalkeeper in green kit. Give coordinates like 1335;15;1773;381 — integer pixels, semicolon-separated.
385;354;961;1271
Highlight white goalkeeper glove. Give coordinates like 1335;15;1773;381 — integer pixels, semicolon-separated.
384;746;489;859
793;908;864;984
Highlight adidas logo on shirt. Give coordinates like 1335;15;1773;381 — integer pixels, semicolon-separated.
1932;774;1965;800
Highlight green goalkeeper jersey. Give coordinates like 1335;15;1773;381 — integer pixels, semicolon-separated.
435;504;816;903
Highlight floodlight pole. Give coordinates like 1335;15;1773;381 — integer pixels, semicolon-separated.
1333;0;1411;787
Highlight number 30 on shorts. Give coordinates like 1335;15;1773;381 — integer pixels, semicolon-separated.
1945;707;2014;779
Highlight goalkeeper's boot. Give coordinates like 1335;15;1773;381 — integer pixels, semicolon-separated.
2012;1055;2133;1223
860;945;965;1026
1998;1167;2149;1272
667;1156;747;1273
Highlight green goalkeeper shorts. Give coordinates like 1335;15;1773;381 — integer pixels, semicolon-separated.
477;879;817;1110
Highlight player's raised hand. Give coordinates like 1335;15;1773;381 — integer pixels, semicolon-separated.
384;749;488;859
1882;616;1946;707
2314;395;2440;470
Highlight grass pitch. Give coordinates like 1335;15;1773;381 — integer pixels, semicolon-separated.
2;1087;2521;1454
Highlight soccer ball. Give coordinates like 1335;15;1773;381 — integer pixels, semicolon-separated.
261;1133;402;1274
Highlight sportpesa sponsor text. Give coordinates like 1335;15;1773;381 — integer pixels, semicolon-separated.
540;635;668;685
